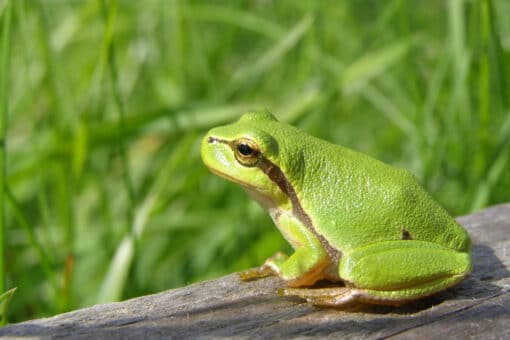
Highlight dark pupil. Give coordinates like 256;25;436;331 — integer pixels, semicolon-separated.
237;143;253;156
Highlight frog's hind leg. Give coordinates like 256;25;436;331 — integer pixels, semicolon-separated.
281;240;472;307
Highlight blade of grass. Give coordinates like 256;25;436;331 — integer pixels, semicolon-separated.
102;0;136;212
276;86;325;123
0;0;13;297
0;287;16;325
470;139;510;211
469;0;491;211
36;0;76;128
224;14;313;97
478;0;491;138
340;37;415;94
186;4;284;40
96;234;134;304
361;84;417;138
485;0;508;110
445;0;471;145
51;0;99;53
5;187;58;292
419;47;451;181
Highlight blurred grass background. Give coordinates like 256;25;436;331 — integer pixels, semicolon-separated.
0;0;509;323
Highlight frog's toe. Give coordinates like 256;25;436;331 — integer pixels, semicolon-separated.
239;252;290;281
238;266;276;281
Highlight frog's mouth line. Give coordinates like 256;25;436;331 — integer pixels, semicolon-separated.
205;165;265;192
206;135;340;265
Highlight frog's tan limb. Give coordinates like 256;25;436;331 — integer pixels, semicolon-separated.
239;252;330;287
239;211;331;286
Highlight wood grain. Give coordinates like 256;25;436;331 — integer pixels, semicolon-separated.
1;204;509;339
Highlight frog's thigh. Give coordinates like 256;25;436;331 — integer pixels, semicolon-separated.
284;240;471;306
338;240;471;304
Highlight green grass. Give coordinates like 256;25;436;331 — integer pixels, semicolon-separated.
0;0;509;323
0;0;13;325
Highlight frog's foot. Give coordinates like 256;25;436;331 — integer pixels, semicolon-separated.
279;287;365;307
281;275;468;307
239;252;288;281
279;276;462;307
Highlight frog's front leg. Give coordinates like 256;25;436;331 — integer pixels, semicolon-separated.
239;212;329;287
282;240;472;306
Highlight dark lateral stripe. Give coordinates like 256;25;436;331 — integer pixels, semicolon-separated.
207;136;339;264
257;158;339;263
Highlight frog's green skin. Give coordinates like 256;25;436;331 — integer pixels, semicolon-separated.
201;111;472;306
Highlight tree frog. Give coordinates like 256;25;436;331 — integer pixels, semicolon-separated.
201;111;472;306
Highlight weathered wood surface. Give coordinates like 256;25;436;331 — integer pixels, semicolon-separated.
1;204;510;339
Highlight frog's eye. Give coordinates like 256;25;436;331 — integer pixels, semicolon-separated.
234;139;261;166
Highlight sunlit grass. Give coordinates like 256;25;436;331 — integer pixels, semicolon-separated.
1;0;509;323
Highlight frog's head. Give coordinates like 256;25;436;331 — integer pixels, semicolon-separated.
201;110;294;208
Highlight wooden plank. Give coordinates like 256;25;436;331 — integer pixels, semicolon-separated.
1;204;509;339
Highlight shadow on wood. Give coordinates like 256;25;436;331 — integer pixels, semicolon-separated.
1;204;509;339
